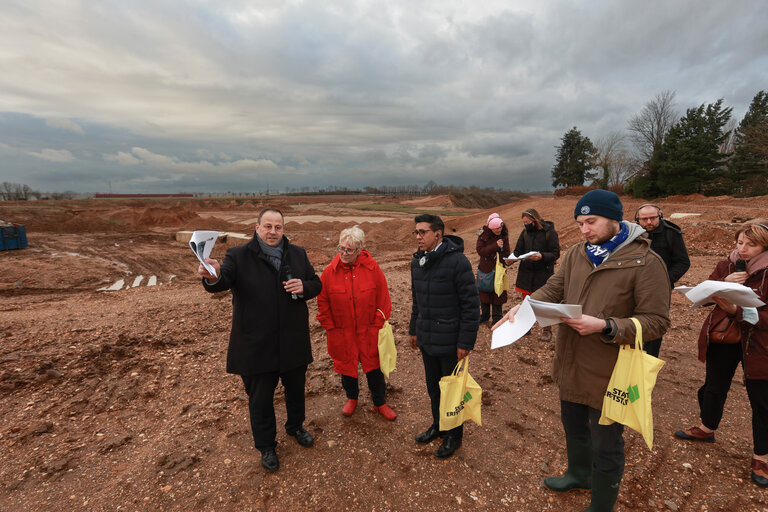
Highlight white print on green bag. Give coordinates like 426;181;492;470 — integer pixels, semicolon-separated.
605;385;639;406
446;391;473;417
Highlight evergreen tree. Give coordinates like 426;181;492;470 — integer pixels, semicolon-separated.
728;90;768;195
654;99;733;195
551;127;597;188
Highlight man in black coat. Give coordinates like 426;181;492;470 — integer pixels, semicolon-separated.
636;204;691;357
409;214;480;459
198;207;322;472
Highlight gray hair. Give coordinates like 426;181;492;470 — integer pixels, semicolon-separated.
339;225;365;249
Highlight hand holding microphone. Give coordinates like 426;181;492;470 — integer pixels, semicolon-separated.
726;258;748;284
282;264;301;299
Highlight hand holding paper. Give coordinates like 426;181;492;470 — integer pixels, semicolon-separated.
675;280;765;308
190;230;219;278
505;251;539;261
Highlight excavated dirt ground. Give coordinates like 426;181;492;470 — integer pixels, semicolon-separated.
2;194;768;512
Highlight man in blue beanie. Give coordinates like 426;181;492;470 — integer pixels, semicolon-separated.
494;189;671;511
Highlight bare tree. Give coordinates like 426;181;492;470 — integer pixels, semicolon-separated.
592;132;626;187
627;90;679;163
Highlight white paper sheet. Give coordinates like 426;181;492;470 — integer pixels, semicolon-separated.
675;280;765;308
527;298;583;327
491;296;537;349
189;230;219;278
504;251;539;261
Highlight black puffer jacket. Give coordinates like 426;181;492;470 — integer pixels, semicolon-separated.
513;220;560;293
409;235;480;356
202;234;322;376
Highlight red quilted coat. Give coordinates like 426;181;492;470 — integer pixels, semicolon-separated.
317;250;392;377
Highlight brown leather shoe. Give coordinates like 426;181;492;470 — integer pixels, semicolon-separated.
752;458;768;487
674;426;715;443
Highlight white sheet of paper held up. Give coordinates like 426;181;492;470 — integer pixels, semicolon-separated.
189;230;219;278
492;296;536;349
504;251;539;261
527;298;583;327
675;280;765;308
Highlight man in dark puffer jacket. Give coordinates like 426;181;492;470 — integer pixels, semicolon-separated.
409;214;480;459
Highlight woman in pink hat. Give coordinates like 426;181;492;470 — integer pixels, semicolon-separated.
476;213;511;325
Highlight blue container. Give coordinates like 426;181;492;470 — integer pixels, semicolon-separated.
0;224;27;250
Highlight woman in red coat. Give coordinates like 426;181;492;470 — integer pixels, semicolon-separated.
317;226;396;420
476;213;511;325
675;221;768;488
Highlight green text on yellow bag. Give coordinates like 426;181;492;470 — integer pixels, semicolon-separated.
377;316;396;378
439;355;482;431
494;253;508;296
599;318;665;450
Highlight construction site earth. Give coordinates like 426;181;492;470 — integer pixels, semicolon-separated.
1;193;767;511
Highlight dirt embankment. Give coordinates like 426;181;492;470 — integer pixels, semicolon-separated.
1;195;768;511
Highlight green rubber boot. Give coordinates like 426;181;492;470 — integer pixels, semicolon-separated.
544;436;593;492
583;469;622;511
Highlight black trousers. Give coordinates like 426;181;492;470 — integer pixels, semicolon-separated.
644;337;662;358
421;349;463;438
241;364;307;452
341;368;386;406
698;342;768;455
560;400;625;474
480;303;503;323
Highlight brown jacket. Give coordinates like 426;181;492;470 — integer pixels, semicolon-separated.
531;222;671;410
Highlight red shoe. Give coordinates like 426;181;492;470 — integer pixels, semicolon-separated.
342;399;357;417
674;426;715;443
752;457;768;488
374;404;397;421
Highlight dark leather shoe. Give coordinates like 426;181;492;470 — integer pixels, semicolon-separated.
434;436;462;458
752;457;768;488
287;427;314;447
415;426;440;444
261;449;279;472
674;426;715;443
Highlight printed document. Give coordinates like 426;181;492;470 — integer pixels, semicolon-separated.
504;251;538;261
675;280;765;308
527;298;582;327
189;230;219;278
492;296;537;349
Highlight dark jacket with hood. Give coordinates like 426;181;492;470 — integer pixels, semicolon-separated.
409;234;480;356
476;224;511;305
202;233;322;376
513;220;560;293
643;219;690;286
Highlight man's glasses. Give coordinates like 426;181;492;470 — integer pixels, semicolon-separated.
637;216;659;222
337;246;358;255
412;229;433;237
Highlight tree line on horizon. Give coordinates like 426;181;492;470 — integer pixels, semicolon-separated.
551;90;768;197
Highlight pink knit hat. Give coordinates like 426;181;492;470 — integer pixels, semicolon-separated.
487;213;503;230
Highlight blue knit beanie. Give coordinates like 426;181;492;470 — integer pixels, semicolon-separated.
574;189;623;221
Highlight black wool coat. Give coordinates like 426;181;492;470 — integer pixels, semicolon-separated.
409;235;480;356
513;220;560;293
202;234;322;376
644;219;690;286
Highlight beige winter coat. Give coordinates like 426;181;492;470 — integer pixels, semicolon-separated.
531;222;671;410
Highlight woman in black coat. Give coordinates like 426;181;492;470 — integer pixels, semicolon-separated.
511;208;560;341
476;213;511;324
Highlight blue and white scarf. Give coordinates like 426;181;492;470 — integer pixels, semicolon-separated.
585;222;629;267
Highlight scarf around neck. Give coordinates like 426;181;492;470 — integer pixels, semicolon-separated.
728;247;768;275
256;234;284;271
586;222;629;267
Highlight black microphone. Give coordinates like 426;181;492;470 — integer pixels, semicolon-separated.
735;259;747;272
283;264;298;299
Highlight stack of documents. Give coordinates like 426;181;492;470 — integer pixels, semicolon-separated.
675;280;765;308
491;296;582;349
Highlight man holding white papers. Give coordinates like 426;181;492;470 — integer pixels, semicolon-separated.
197;208;322;473
494;189;670;511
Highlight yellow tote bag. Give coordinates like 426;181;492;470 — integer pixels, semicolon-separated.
599;318;665;450
377;320;396;378
439;356;482;431
494;253;508;296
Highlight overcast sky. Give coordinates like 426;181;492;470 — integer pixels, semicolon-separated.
1;0;766;194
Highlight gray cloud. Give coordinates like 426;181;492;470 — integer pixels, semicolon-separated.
0;0;766;193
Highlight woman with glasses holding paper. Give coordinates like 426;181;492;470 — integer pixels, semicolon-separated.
316;226;396;421
675;221;768;488
510;208;560;341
